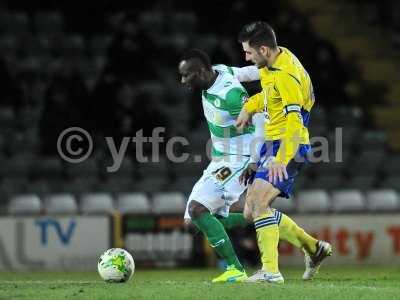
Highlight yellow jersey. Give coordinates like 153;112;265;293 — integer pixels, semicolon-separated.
243;47;315;164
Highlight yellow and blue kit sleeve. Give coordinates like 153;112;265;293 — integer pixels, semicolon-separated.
243;92;264;114
274;72;304;165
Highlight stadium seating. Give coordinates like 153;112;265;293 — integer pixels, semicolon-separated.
172;160;207;182
307;175;342;191
65;158;99;179
331;190;366;212
62;34;85;57
33;11;64;34
380;176;400;191
366;189;399;211
308;124;328;138
382;155;400;176
0;2;397;218
296;190;330;213
344;175;376;190
2;188;398;216
89;35;112;56
350;150;384;176
45;193;78;214
64;178;99;194
0;12;29;35
332;106;362;127
136;157;169;179
152;192;186;214
98;177;136;193
116;193;150;214
7;194;42;214
80;193;114;214
186;127;212;156
309;106;326;126
135;176;168;194
308;155;346;177
0;178;29;197
292;176;309;192
30;157;63;180
0;107;15;128
167;176;198;194
99;156;135;178
0;154;33;180
25;180;51;194
360;130;387;151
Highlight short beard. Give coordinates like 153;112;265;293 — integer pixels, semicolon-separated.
256;59;268;69
255;50;269;68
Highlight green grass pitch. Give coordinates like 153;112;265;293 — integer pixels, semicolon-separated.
0;267;399;300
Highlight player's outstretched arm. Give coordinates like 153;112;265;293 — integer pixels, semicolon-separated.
230;65;260;82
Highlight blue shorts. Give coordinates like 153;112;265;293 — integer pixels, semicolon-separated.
250;141;311;198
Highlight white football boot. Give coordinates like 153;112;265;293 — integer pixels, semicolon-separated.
245;269;284;283
302;240;333;280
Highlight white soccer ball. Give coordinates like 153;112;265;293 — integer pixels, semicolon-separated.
98;248;135;283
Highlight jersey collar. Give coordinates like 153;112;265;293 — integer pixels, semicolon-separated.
267;46;287;71
206;70;223;93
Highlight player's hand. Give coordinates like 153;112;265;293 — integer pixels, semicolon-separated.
239;162;258;186
267;159;288;185
235;108;251;132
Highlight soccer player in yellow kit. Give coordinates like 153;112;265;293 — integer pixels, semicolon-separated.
235;21;332;283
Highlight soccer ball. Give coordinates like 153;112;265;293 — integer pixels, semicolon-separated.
98;248;135;283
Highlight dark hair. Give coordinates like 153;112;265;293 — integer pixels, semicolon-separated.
181;48;212;71
238;21;278;49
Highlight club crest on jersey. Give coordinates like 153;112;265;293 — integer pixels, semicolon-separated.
214;98;221;107
241;95;249;104
263;110;270;124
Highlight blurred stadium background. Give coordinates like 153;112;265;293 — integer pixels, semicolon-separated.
0;0;400;271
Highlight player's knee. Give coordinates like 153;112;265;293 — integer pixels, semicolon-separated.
188;200;209;219
253;180;280;204
252;205;274;220
250;182;278;219
246;186;262;205
247;188;267;212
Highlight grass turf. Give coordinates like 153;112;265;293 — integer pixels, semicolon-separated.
0;267;399;300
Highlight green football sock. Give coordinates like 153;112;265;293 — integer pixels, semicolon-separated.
192;212;244;271
217;213;248;230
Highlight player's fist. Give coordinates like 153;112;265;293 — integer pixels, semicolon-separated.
239;162;258;186
235;108;251;132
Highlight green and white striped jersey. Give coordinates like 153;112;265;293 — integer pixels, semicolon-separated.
202;64;255;157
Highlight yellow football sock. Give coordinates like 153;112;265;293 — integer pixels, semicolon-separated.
274;210;317;255
254;212;279;273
